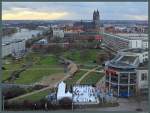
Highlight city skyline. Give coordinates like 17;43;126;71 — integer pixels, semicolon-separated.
2;2;148;20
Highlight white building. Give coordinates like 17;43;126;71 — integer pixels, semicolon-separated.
57;81;72;101
103;33;148;51
117;33;148;49
56;82;100;104
73;85;99;105
2;39;25;58
53;29;64;38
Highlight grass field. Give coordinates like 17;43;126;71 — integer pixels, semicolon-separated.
14;68;63;84
80;72;104;85
16;88;55;102
63;49;105;64
64;70;87;85
2;53;62;83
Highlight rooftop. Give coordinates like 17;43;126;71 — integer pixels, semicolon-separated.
106;61;136;70
2;39;25;46
119;48;148;54
116;33;148;41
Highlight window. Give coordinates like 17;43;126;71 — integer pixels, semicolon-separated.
141;73;147;81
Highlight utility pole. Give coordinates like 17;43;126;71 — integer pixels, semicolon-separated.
2;96;4;111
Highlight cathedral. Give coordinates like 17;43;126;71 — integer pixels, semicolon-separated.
93;10;100;30
74;10;100;32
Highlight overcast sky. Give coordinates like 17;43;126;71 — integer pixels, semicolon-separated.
2;2;148;20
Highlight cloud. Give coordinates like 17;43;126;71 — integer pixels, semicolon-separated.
2;2;148;20
2;10;69;20
124;14;148;20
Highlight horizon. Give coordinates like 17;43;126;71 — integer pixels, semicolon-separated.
2;19;148;21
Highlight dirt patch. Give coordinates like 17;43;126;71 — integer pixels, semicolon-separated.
38;73;65;85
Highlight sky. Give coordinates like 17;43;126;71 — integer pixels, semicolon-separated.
2;2;148;20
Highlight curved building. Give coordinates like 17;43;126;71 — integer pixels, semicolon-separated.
105;61;137;97
104;48;148;97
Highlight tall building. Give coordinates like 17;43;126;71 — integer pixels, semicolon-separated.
93;10;100;30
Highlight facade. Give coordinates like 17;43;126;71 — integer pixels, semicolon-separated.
103;33;148;51
104;48;148;97
136;65;148;94
93;10;100;30
53;29;64;38
2;39;25;58
57;81;72;101
73;85;99;105
56;82;99;105
73;10;100;32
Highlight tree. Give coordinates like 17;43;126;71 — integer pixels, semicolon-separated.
96;53;108;64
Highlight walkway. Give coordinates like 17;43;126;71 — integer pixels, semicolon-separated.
76;66;100;84
7;73;70;103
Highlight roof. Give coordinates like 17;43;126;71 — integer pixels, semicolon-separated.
80;32;103;35
2;39;25;46
106;61;136;70
119;48;147;54
116;33;148;41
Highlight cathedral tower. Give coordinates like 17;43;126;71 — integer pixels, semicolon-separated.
93;10;100;30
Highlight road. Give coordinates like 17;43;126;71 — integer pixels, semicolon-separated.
79;99;148;112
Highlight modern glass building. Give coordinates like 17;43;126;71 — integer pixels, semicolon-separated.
105;61;137;97
104;48;148;97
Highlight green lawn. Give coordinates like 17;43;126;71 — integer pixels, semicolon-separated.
14;69;63;84
80;72;104;85
63;49;105;64
2;53;61;83
2;59;27;81
64;70;87;85
16;88;55;102
38;55;58;65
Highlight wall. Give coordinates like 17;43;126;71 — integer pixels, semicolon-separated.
2;40;25;58
129;40;142;49
136;69;148;89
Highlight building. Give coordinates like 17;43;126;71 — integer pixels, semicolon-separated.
104;48;148;97
136;63;148;94
2;39;25;58
93;10;100;30
53;29;64;38
73;85;99;105
103;33;148;51
56;82;99;105
73;10;100;32
57;81;72;101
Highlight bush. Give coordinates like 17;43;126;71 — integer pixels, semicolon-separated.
3;87;28;99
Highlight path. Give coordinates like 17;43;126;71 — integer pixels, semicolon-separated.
4;67;64;71
7;73;71;103
80;68;104;73
76;66;100;84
